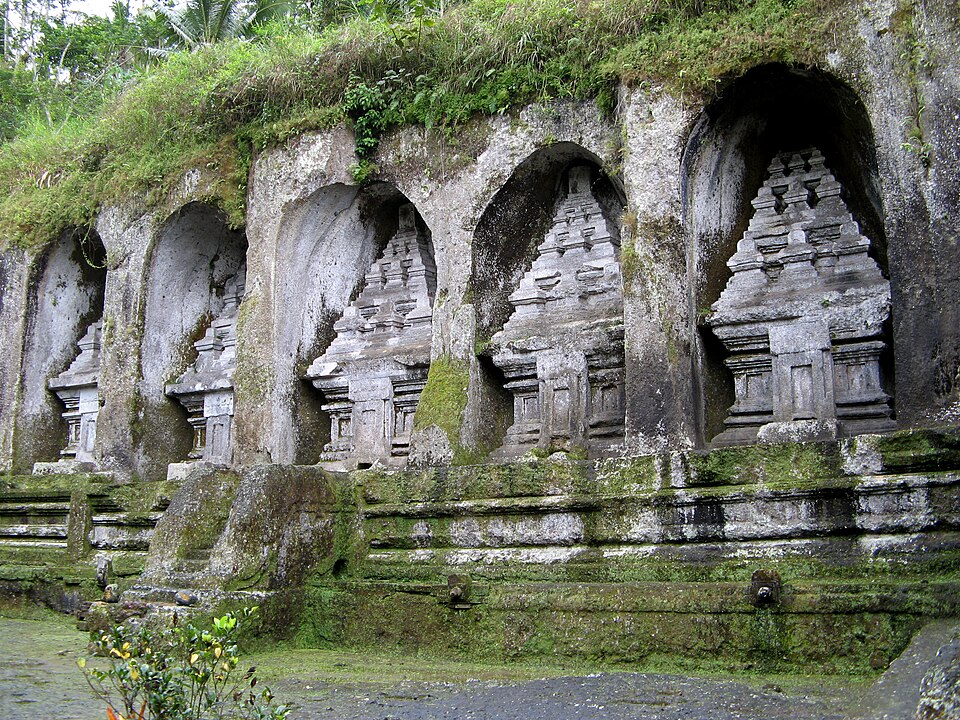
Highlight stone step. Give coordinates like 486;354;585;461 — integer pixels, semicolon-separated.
0;502;71;514
90;512;165;529
0;538;68;548
0;524;68;539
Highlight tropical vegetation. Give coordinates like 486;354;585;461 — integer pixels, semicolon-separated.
0;0;848;249
77;607;290;720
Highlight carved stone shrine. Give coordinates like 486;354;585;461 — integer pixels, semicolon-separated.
491;165;625;458
48;320;102;465
166;268;245;465
305;204;435;469
707;148;894;446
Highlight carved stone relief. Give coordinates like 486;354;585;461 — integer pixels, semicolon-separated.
491;166;625;458
166;268;245;465
305;204;435;469
48;320;102;465
707;148;894;445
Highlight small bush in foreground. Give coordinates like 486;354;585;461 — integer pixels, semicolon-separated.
78;607;291;720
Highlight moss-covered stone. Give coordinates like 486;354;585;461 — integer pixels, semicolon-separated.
874;428;960;472
293;576;943;675
688;442;843;488
413;355;475;465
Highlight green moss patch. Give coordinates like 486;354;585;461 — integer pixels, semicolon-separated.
413;355;477;464
294;576;927;675
688;442;842;488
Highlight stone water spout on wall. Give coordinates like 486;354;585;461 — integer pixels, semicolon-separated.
43;320;102;470
707;148;894;446
305;203;435;470
165;268;245;470
491;165;625;458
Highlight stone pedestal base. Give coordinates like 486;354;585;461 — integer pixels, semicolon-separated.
757;419;840;444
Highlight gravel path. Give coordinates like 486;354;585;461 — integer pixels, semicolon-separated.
270;673;859;720
0;615;864;720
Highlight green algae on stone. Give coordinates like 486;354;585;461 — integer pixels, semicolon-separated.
413;355;474;464
688;442;842;488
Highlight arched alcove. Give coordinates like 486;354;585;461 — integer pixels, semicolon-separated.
15;229;106;471
472;143;626;342
684;64;894;446
275;182;434;466
139;203;247;479
472;146;627;458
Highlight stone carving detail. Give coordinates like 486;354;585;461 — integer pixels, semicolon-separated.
305;204;435;469
707;148;894;445
491;166;624;458
49;321;102;463
166;268;245;464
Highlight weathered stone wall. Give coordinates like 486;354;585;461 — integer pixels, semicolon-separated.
93;186;247;482
291;429;960;674
857;0;960;427
0;248;28;473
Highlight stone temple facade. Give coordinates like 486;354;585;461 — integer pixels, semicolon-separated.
2;38;960;676
707;148;894;446
47;320;102;467
491;166;625;458
166;268;246;466
305;204;435;469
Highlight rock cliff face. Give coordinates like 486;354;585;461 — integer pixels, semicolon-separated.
0;0;958;673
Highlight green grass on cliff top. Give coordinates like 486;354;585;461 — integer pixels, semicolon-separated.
0;0;845;250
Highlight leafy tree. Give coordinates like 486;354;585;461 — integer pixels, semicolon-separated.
35;1;171;79
0;60;37;138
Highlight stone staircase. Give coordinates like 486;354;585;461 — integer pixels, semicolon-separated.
0;473;177;610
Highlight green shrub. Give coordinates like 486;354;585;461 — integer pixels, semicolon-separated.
78;607;290;720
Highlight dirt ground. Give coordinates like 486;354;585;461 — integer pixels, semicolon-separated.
0;613;866;720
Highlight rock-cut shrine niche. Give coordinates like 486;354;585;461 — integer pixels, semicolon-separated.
304;203;435;469
48;321;102;465
165;266;245;465
706;148;894;445
490;165;625;458
17;229;106;474
139;202;246;481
